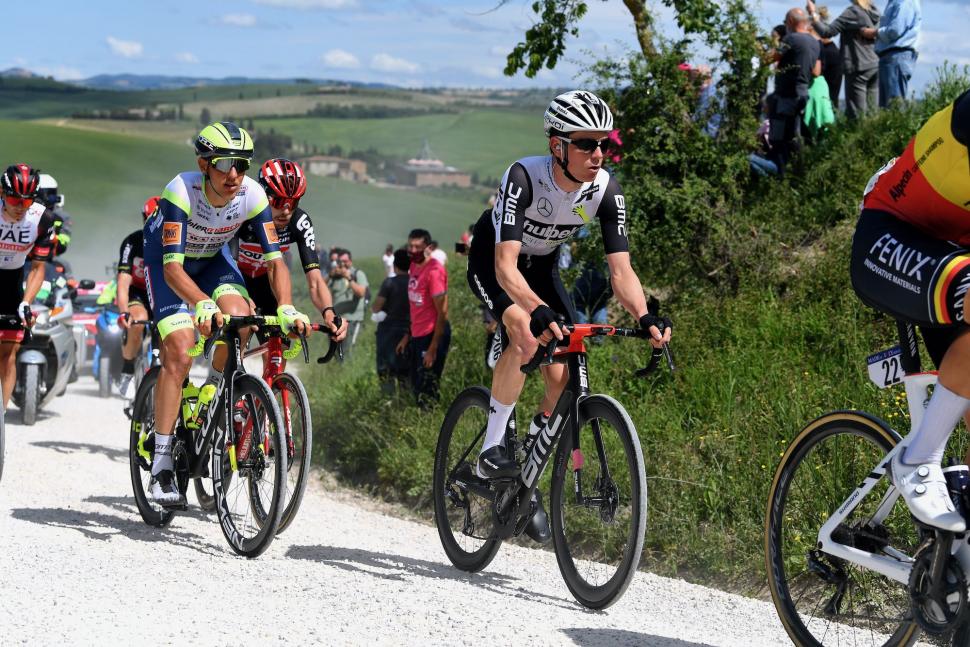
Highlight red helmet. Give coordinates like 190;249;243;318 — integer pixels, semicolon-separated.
142;195;161;221
1;163;40;198
258;158;307;209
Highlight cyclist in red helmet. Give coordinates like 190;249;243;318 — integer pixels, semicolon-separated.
0;163;57;410
114;196;159;399
233;159;346;363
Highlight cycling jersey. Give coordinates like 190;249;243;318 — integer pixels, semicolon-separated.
236;208;319;278
117;229;147;291
156;172;281;264
0;201;56;270
477;156;629;258
863;89;970;244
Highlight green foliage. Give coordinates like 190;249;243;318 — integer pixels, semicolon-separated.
504;0;590;78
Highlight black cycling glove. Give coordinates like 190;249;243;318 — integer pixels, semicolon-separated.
529;305;559;338
639;313;672;337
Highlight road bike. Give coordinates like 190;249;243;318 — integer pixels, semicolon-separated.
766;320;970;646
193;317;342;535
433;322;673;609
128;315;289;557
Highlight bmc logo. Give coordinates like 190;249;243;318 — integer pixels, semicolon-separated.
162;222;182;246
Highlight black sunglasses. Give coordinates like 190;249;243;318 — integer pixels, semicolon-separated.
559;136;615;154
210;157;251;173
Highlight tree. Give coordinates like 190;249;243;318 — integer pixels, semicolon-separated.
178;103;185;120
199;107;211;125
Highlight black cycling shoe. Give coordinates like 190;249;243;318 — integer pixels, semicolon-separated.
477;445;520;480
150;469;186;509
525;490;552;544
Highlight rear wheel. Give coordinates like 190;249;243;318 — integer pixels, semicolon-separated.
765;412;923;647
433;386;501;572
21;364;39;426
212;374;286;557
549;394;647;610
128;367;175;528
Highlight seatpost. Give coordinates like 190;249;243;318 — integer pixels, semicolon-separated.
895;320;921;374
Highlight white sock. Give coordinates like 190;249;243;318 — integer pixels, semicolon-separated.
903;383;970;465
482;397;515;454
152;433;174;475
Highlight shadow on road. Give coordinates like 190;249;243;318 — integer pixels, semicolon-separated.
562;628;716;647
287;544;577;610
31;440;126;463
5;408;60;426
10;496;223;557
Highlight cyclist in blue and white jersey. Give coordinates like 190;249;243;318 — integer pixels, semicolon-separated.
144;121;310;506
467;91;672;542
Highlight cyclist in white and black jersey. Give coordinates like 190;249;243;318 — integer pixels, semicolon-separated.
0;164;57;410
467;90;672;543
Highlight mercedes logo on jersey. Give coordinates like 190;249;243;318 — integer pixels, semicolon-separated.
537;197;553;217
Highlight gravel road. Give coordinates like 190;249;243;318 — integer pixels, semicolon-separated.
0;381;807;646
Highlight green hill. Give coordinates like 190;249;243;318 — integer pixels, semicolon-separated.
0;120;483;278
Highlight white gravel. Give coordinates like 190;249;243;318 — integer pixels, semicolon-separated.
0;380;803;646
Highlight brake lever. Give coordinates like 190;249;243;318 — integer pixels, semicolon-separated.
203;321;225;360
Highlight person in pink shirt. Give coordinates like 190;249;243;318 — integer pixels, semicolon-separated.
395;228;451;406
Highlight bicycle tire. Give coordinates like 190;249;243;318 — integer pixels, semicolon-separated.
193;457;216;512
21;364;39;426
212;373;286;557
128;366;175;528
270;372;312;534
98;355;111;398
549;394;646;610
433;385;502;572
765;411;923;647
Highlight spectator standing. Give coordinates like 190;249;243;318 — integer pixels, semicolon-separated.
372;249;411;394
862;0;919;107
428;240;447;266
381;243;394;278
572;261;612;326
398;228;450;407
326;249;369;349
769;8;822;174
814;12;844;109
808;0;880;119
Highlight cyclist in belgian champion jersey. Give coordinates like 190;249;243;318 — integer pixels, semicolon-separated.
233;158;347;362
145;122;311;506
467;91;672;542
114;196;159;399
850;88;970;532
0;164;57;411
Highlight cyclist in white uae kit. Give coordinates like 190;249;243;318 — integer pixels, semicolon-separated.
0;164;57;411
466;91;672;542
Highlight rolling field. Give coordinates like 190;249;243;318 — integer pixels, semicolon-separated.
0;120;483;278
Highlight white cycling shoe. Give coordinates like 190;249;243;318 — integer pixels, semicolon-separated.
891;452;966;533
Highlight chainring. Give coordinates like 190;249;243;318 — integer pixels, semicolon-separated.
908;541;968;636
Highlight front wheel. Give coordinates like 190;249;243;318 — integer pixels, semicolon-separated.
128;366;175;528
212;373;286;558
433;386;501;572
549;394;647;610
765;412;923;647
21;364;39;426
269;372;312;535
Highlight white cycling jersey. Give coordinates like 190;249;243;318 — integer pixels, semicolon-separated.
0;201;56;270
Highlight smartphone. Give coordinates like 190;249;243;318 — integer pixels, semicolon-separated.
455;242;468;254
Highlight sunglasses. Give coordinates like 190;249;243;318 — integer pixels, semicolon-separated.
268;194;299;211
209;157;251;173
3;195;34;208
559;136;615;155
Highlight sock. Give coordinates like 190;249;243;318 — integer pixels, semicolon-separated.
903;383;970;465
122;358;134;374
482;397;515;453
152;433;174;475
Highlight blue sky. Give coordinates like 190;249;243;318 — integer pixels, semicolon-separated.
5;0;964;92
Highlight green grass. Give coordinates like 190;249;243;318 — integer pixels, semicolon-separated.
255;109;543;179
0;120;484;278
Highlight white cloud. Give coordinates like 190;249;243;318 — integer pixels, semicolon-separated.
371;53;419;74
321;49;360;69
472;65;501;79
106;36;143;59
252;0;357;8
176;52;200;64
221;14;258;27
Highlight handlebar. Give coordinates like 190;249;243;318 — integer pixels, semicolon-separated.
519;323;674;377
185;314;344;364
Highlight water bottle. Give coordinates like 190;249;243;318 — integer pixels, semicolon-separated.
192;382;217;426
943;459;970;521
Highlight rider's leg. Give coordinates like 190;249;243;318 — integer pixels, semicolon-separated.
150;322;196;504
121;303;147;364
891;330;970;532
209;290;254;374
0;342;17;409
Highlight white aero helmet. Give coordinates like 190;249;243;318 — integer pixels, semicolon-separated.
543;90;614;137
37;173;65;209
